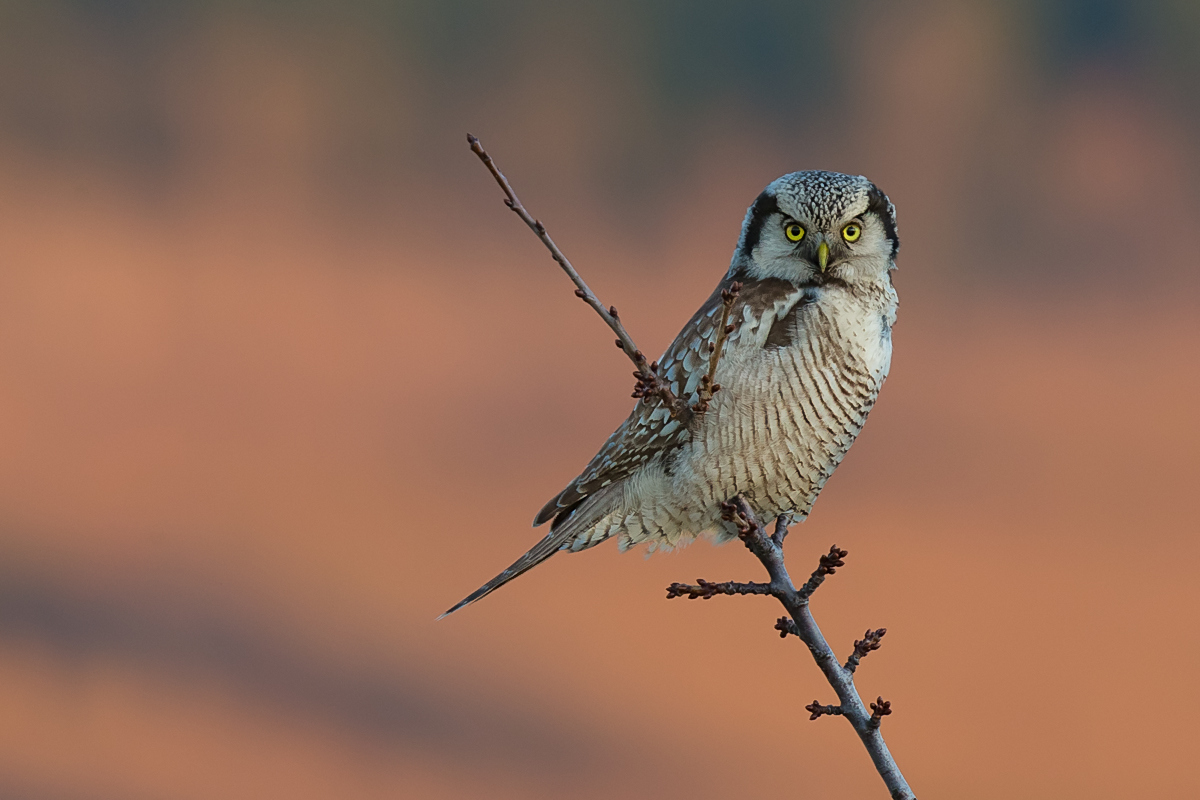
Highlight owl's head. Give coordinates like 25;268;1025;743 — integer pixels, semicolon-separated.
732;171;898;286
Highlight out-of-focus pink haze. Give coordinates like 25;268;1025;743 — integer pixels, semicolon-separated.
0;2;1197;798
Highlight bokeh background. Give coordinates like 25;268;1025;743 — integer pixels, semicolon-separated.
0;1;1198;797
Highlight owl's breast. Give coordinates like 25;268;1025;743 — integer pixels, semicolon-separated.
677;284;892;522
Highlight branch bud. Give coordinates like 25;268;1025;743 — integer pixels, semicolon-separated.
868;697;893;730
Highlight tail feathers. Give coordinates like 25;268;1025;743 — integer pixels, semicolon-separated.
439;526;575;618
440;485;620;618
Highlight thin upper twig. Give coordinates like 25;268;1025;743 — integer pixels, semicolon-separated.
692;282;742;413
467;134;691;421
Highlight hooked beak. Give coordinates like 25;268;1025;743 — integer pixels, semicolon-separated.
817;241;829;272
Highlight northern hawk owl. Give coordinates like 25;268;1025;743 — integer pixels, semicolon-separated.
445;171;899;616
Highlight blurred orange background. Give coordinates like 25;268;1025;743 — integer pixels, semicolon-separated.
0;1;1198;798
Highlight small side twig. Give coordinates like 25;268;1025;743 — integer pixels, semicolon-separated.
692;282;742;413
805;701;844;721
665;579;772;600
845;628;887;674
797;544;849;600
869;697;893;730
774;616;800;638
468;134;691;421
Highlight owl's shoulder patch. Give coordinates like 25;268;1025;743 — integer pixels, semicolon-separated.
723;272;816;350
735;276;798;316
764;285;822;348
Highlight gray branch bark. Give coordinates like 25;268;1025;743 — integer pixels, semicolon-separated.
718;497;915;799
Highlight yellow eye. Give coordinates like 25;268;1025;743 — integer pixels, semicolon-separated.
842;223;862;243
784;223;805;242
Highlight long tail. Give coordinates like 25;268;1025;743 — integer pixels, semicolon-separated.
439;488;617;618
438;526;575;618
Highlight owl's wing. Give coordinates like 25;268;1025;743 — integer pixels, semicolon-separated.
533;274;803;526
532;281;730;526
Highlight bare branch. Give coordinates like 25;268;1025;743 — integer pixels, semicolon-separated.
846;628;888;674
671;496;915;800
467;134;691;421
665;579;772;600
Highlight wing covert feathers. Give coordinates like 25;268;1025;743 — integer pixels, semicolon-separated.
532;277;760;527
